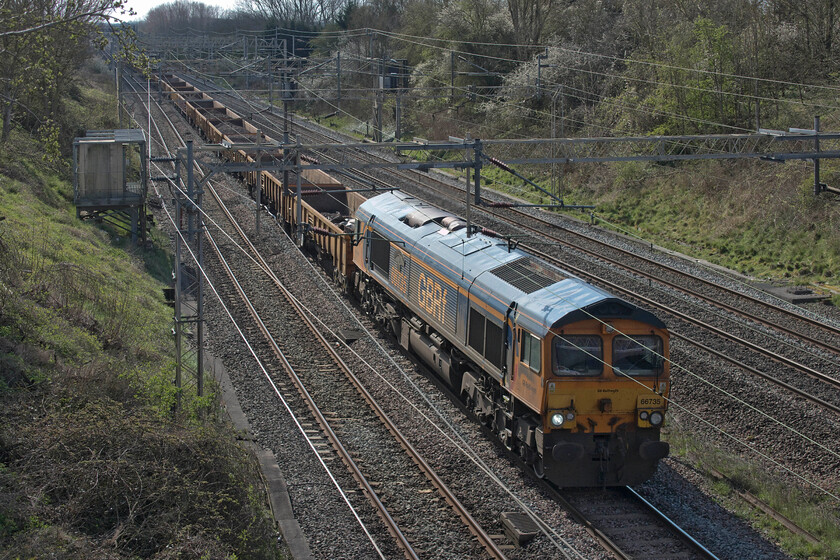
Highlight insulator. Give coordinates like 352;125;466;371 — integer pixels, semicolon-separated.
487;156;512;172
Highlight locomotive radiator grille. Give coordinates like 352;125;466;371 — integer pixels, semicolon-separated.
489;257;567;294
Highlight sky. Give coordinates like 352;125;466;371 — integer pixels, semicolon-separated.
123;0;240;20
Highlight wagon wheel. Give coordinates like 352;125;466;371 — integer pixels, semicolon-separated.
500;430;514;452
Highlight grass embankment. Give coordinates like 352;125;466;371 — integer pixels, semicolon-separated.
480;158;839;287
581;160;839;283
0;69;281;559
667;425;840;559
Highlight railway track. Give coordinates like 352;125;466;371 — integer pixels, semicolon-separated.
203;179;505;559
130;70;688;558
186;73;840;523
209;159;521;557
183;90;734;559
126;75;401;556
120;72;812;557
123;73;511;559
559;487;718;560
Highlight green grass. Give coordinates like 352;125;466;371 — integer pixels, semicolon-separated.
667;425;840;558
0;130;176;398
573;159;840;286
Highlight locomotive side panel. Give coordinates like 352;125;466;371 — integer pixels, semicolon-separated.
361;221;461;341
462;296;507;385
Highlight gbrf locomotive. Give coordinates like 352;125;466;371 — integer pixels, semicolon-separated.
350;192;670;487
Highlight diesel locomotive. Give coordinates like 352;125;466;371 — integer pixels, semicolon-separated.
350;192;670;487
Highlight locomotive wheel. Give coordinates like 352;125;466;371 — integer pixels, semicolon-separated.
462;393;475;415
532;457;545;479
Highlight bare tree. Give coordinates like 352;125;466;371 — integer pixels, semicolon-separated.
506;0;554;58
143;0;223;33
243;0;327;25
0;0;127;38
769;0;840;76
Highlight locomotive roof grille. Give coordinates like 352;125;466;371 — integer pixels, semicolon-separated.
489;257;567;294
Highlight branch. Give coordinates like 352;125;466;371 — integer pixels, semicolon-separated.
0;9;126;38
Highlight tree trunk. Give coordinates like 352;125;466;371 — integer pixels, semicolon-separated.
1;94;13;142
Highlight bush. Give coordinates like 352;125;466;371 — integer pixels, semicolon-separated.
1;374;278;559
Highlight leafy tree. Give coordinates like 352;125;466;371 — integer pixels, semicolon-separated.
434;0;515;77
691;18;737;127
0;0;144;157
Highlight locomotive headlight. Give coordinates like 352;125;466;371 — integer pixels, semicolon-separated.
551;413;565;427
565;411;575;422
639;410;649;421
649;411;664;426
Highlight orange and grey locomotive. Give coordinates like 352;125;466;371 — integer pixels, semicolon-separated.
351;191;670;487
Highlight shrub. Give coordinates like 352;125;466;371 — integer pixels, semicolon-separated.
2;382;278;559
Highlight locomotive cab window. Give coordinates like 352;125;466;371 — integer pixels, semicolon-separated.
552;335;602;376
519;330;541;373
612;335;663;377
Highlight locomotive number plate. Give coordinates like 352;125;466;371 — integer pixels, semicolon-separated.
637;394;664;407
